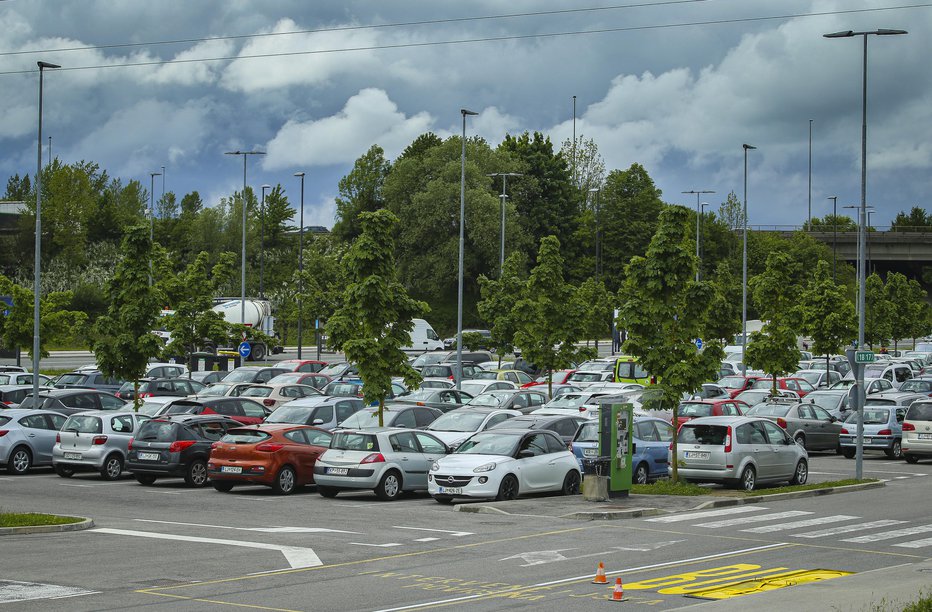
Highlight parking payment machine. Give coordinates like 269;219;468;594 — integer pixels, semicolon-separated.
599;401;634;498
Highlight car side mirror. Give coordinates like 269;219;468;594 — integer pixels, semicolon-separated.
517;449;534;459
830;416;837;422
312;418;324;425
785;438;795;446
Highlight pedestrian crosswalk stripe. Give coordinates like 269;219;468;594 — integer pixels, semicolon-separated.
791;519;907;539
741;515;859;534
696;511;812;529
892;536;932;549
842;525;932;544
645;506;768;523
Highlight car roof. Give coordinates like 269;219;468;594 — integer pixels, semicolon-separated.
151;414;238;424
37;388;111;397
0;408;63;418
679;415;759;425
477;428;550;437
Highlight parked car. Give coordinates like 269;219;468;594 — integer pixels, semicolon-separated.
902;400;932;463
423;407;521;448
336;405;441;430
135;396;177;417
221;366;289;384
420;363;482;380
865;391;927;409
53;370;124;393
318;362;361;381
858;363;914;389
392;388;474;413
0;409;67;474
239;383;321;410
427;429;581;503
899;379;932;397
276;359;328;373
265;396;365;429
458;380;517;397
0;384;54;408
794;369;843;389
188;371;226;385
115;377;206;401
718;375;765;399
749;377;815;397
692;384;731;400
466;389;547;415
19;389;127;416
675;399;747;427
410;352;448;372
413;378;455;390
489;414;585;445
565;370;614;388
733;388;799;407
523;370;576;388
839;406;906;459
315;428;451;500
161;397;270;425
0;372;52;387
831;378;895;396
745;399;842;451
207;424;333;495
145;363;189;379
571;416;673;484
268;372;332;390
126;414;240;486
671;416;809;491
52;410;149;480
804;389;853;421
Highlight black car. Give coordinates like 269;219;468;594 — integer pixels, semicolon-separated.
489;414;586;445
115;377;206;401
54;370;125;393
393;388;474;413
126;414;240;487
18;389;126;415
160;396;270;425
188;371;227;385
220;366;289;384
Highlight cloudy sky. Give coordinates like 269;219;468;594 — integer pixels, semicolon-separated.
2;0;930;230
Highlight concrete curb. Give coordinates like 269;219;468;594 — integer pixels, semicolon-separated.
454;505;511;515
690;479;886;510
558;507;667;521
0;517;94;536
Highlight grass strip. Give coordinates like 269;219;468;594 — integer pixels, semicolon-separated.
0;512;83;528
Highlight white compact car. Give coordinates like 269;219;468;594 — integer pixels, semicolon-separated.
427;429;581;503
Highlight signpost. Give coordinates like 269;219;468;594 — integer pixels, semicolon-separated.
238;341;251;360
846;349;866;479
695;338;703;350
855;351;874;364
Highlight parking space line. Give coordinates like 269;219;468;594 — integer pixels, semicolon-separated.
696;511;812;529
792;519;907;539
645;506;767;523
350;542;403;548
393;526;474;537
741;515;859;533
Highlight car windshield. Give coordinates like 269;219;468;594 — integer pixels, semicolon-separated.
337;410;383;429
400;389;435;402
467;394;502;407
865;399;896;407
796;372;821;385
136;420;178;442
901;381;932;392
455;432;520;455
330;432;379;451
574;422;598;443
319;363;350;377
678;403;713;417
264;406;313;424
678;424;728;445
863;365;886;377
577;361;612;372
906;403;932;420
421;365;451;378
56;373;88;385
545;394;590;409
412;353;446;369
806;392;844;412
847;409;890;424
201;384;232;396
718;376;747;389
269;373;302;384
241;386;272;398
734;390;770;405
220;430;271;444
324;382;362;397
746;403;791;417
223;370;260;382
62;415;103;433
427;411;488;432
165;402;199;415
569;371;603;382
459;383;490;396
137;401;167;416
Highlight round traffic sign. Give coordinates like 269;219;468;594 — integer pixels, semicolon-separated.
238;341;251;358
695;338;703;350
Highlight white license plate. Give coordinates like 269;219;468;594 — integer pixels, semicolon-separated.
63;452;82;460
220;466;242;474
438;486;463;494
326;467;349;475
138;452;159;461
583;448;598;457
919;433;932;440
684;451;711;460
863;438;872;444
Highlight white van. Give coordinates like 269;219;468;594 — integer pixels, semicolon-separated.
403;319;444;352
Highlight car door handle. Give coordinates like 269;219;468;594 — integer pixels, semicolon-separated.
28;434;36;438
401;457;409;461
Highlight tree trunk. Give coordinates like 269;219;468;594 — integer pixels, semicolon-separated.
771;373;777;396
825;355;830;386
378;396;384;427
547;368;553;399
133;380;140;413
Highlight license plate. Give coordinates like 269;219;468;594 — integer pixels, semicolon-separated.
684;451;711;460
863;438;872;444
63;452;81;460
438;486;463;494
583;448;598;457
919;433;932;440
326;467;349;475
138;452;159;461
220;466;242;474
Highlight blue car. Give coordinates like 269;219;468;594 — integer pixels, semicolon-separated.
839;405;907;459
571;416;674;484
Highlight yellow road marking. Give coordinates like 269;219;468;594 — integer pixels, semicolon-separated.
685;569;853;599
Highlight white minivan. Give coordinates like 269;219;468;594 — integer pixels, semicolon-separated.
403;319;444;352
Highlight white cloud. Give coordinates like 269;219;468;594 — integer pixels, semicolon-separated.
0;106;35;139
144;39;235;86
305;193;337;229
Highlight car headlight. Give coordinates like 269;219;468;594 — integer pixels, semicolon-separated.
430;461;440;471
473;462;497;473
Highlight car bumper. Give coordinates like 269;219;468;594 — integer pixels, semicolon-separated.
427;472;500;499
126;460;186;477
52;445;110;469
671;466;740;483
207;461;278;485
312;465;378;489
838;434;896;450
902;436;932;456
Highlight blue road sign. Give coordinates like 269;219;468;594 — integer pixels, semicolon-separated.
695;338;703;350
238;341;251;359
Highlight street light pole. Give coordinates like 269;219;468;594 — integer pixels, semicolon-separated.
457;109;478;390
260;184;271;299
148;171;162;286
588;188;602;278
700;201;709;272
828;196;838;282
741;145;756;374
294;172;305;359
225;150;266;327
34;60;59;401
161;165;165;198
683;190;715;282
488;172;522;276
808;119;813;228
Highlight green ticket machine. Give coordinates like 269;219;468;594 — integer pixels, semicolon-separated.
583;399;634;500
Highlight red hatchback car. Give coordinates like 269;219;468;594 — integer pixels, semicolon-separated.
718;375;765;399
675;399;748;427
277;360;328;373
208;424;332;495
749;377;815;398
162;397;270;425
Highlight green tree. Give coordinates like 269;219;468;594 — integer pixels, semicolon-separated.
476;252;527;365
91;225;163;409
513;236;593;396
884;272;914;352
802;215;858;231
617;206;724;482
717;191;742;232
4;174;31;201
575;278;614;349
0;277;86;360
890;206;932;231
326;210;426;426
260;185;295;250
865;273;892;349
799;261;856;374
906;279;932;343
332;145;391;243
744;324;801;393
705;262;743;343
562;135;606;195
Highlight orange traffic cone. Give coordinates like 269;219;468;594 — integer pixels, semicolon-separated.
592;561;607;584
609;577;626;602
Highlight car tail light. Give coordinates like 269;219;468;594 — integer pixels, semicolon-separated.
128;437;133;450
263;399;275;407
56;433;61;443
650;376;657;385
724;426;732;453
168;440;197;453
902;422;915;431
256;442;284;452
776;418;787;429
579;406;587;412
840;428;849;434
92;436;108;445
210;442;220;450
3;400;12;405
416;402;426;406
0;430;8;437
877;429;892;436
139;393;153;399
361;453;385;464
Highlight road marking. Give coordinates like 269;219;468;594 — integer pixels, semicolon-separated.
350;542;403;548
392;526;474;537
645;506;767;523
134;519;358;534
144;490;183;495
741;515;859;533
808;471;845;476
414;537;439;542
696;511;812;528
792;519;907;539
500;542;685;567
90;528;322;569
0;580;97;604
893;537;932;549
842;525;932;544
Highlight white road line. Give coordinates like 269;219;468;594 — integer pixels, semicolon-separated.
645;506;768;523
144;490;183;495
696;511;812;528
792;519;907;539
842;525;932;544
350;542;402;548
392;526;474;536
90;528;322;569
893;536;932;549
0;580;97;604
414;537;439;542
741;515;859;533
134;519;358;534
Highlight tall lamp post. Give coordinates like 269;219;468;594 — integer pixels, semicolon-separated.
741;145;756;375
34;60;60;401
148;171;162;286
683;190;715;282
224;150;265;327
827;196;838;282
825;28;906;480
260;184;271;299
294;172;305;359
457;109;478;390
588;188;602;278
700;202;709;273
488;172;522;276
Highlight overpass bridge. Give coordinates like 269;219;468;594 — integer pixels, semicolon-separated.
767;228;932;263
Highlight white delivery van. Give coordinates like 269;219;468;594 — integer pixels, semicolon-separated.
403;319;444;352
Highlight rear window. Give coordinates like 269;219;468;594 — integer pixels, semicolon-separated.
337;410;381;429
223;369;261;382
746;404;790;417
62;415;103;434
679;403;713;418
241;387;272;398
0;416;9;426
265;405;313;424
575;421;598;443
57;374;88;385
220;430;272;444
166;402;199;414
718;376;747;389
678;424;728;445
325;383;363;397
136;420;179;442
330;432;379;451
861;409;890;425
906;402;932;421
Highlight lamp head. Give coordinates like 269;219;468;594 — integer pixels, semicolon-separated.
876;29;908;36
261;184;272;190
294;172;305;178
824;30;855;38
743;144;757;151
37;61;61;70
461;108;478;116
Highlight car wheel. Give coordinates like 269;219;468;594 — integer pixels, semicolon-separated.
100;454;123;481
790;459;808;486
184;460;209;487
740;466;756;491
794;434;806;449
841;448;856;459
433;495;454;504
633;462;650;485
7;446;31;475
374;470;402;501
54;465;75;478
904;454;919;464
496;474;519;501
135;474;157;485
317;485;339;498
272;466;297;495
885;440;902;459
212;481;235;492
562;470;581;495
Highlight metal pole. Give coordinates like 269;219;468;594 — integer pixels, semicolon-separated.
457;109;477;390
260;185;270;299
161;165;165;198
295;173;305;359
596;189;601;278
48;136;51;165
225;150;265;328
148;171;161;286
741;146;755;374
828;196;838;282
808;119;813;228
683;190;714;282
572;96;577;186
34;61;59;400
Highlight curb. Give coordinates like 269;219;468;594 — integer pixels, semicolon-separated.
454;505;512;515
0;517;94;536
559;507;666;521
690;480;886;510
